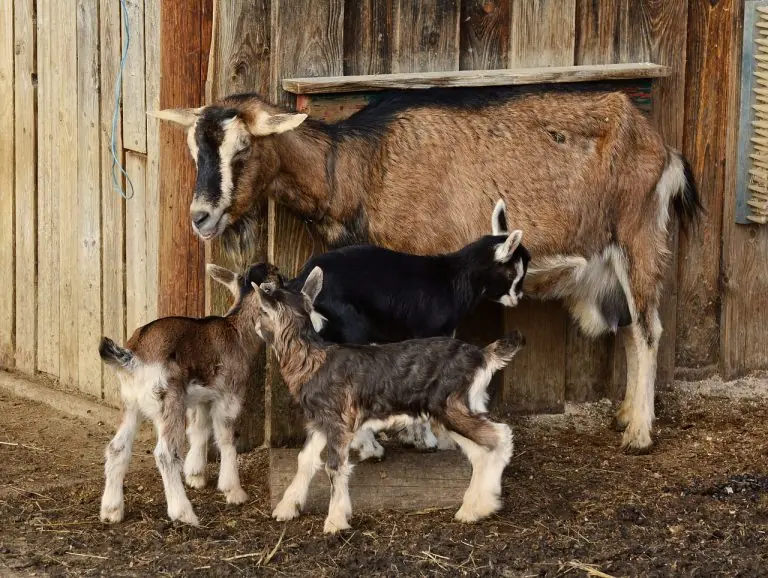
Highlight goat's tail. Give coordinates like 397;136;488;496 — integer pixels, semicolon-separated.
666;148;704;232
484;330;526;372
99;337;135;369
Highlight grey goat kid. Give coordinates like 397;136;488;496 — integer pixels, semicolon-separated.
253;268;525;533
98;264;262;526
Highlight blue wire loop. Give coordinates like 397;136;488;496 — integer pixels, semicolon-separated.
111;0;135;200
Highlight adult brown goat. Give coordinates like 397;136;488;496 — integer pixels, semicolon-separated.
155;87;701;453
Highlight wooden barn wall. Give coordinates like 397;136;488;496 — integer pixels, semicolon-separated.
0;0;162;406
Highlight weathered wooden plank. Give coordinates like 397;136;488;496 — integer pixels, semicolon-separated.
125;151;148;335
76;0;102;398
270;447;471;513
0;0;15;368
392;0;459;73
36;0;60;378
144;0;160;323
509;0;576;67
158;0;207;319
721;2;768;377
100;0;126;405
121;0;146;153
55;0;79;390
281;62;670;94
502;0;576;413
14;0;36;374
267;0;343;447
674;0;737;375
207;0;272;450
343;0;393;75
460;0;509;71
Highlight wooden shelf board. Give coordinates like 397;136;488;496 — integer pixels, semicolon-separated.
283;62;670;95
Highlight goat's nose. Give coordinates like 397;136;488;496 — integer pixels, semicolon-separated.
191;210;210;228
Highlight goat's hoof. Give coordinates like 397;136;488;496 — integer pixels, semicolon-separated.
100;504;124;524
225;487;248;505
185;473;207;489
620;428;654;454
170;506;200;527
272;501;300;521
323;517;351;534
454;505;481;523
613;407;630;432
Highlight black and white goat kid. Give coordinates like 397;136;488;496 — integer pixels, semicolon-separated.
249;200;528;460
252;268;525;533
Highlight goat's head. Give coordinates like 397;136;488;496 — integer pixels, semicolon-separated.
247;266;323;345
152;94;307;241
464;200;530;308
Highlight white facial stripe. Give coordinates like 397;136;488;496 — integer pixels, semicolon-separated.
497;259;525;308
186;121;199;163
218;118;244;210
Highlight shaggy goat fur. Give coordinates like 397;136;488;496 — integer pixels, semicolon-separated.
252;268;525;533
156;87;702;452
98;264;262;526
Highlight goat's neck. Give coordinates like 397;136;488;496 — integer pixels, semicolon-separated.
270;125;371;246
271;323;328;399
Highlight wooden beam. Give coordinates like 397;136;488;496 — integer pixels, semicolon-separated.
14;0;36;374
270;447;471;513
0;0;15;368
158;0;208;319
76;0;102;398
282;62;670;94
121;0;147;154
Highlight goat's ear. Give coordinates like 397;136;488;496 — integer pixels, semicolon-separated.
246;110;308;136
148;107;203;128
491;199;508;235
301;266;324;304
207;264;240;298
494;229;524;263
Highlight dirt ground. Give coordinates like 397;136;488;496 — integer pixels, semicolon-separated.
1;376;766;577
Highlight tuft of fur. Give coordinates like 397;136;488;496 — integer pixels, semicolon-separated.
673;154;704;233
99;337;134;369
484;331;526;371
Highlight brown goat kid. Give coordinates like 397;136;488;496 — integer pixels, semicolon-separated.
155;88;702;453
98;264;267;526
253;268;524;533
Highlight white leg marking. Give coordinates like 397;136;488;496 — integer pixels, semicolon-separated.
273;430;327;521
449;432;491;523
184;405;211;489
211;398;247;505
324;460;353;534
398;419;438;450
100;406;140;523
616;326;639;430
154;433;198;526
351;427;385;461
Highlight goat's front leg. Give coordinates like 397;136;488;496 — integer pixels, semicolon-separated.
211;397;247;504
273;429;327;521
100;405;140;523
323;439;353;534
154;385;198;526
184;405;211;489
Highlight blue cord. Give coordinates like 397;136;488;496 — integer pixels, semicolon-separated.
111;0;135;200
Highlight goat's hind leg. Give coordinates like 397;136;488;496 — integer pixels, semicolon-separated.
184;404;211;489
211;397;248;504
100;404;140;523
273;428;327;521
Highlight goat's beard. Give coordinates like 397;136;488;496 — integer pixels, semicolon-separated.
221;210;268;273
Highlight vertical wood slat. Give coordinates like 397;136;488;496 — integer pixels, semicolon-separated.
76;0;102;397
721;2;768;377
14;0;36;374
460;0;509;71
503;0;575;413
144;0;160;324
675;0;735;375
266;0;343;447
101;0;126;404
125;151;149;334
56;0;79;390
0;0;15;368
121;0;146;153
343;0;393;75
392;0;460;73
158;0;206;319
207;0;272;450
36;0;56;377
